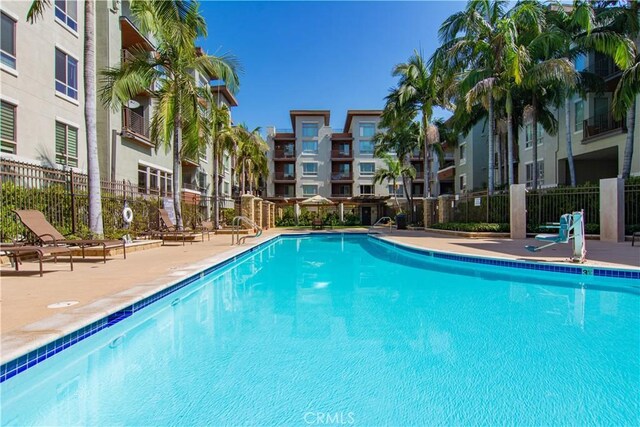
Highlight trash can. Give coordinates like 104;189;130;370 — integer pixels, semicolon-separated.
396;213;407;230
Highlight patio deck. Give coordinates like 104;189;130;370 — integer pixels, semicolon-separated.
1;229;638;364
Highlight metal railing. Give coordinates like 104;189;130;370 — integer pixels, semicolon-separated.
583;113;626;140
452;190;510;224
274;149;295;159
331;150;352;158
526;186;599;230
589;56;621;80
368;216;394;233
331;172;353;180
231;215;262;245
274;172;296;180
123;107;150;140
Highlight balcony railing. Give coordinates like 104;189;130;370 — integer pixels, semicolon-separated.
583;113;626;140
331;150;352;158
331;172;353;181
274;149;295;159
590;56;621;80
331;193;352;198
122;107;150;141
274;172;296;180
414;171;425;180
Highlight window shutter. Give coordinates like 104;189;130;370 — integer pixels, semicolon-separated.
67;126;78;166
55;122;67;165
1;101;15;141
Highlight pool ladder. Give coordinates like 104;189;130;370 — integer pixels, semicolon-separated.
368;216;394;233
231;216;263;245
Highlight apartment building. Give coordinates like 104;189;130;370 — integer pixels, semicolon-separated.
0;0;237;217
266;109;422;225
453;121;490;193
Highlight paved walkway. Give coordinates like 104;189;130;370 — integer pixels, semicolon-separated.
1;229;638;363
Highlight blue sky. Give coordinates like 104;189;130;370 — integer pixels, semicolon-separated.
200;1;465;132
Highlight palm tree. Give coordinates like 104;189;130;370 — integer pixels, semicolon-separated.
100;0;240;229
206;102;234;229
373;154;416;212
234;125;268;195
28;0;104;237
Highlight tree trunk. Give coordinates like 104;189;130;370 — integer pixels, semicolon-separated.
532;94;539;191
401;174;413;222
507;109;514;186
241;159;246;194
488;95;495;195
565;96;576;186
173;114;183;230
496;131;503;187
622;100;636;179
84;0;103;237
423;114;431;198
393;178;400;211
212;146;220;228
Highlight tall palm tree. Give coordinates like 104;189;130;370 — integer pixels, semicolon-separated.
206;102;234;229
100;0;240;229
28;0;104;237
234;124;268;195
373;154;416;212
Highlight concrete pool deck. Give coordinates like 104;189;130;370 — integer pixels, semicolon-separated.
1;229;638;363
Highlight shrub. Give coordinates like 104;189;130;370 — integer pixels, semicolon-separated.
221;208;236;226
430;222;510;232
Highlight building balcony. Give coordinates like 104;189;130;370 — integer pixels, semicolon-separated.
119;16;154;51
331;193;352;198
182;182;206;193
331;172;353;182
331;133;353;141
331;150;352;160
273;132;295;141
274;172;296;182
589;56;622;81
122;107;152;146
582;113;627;142
413;171;425;181
274;149;295;159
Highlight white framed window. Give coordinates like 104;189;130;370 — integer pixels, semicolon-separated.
302;123;318;137
223;181;230;196
55;48;78;100
525;160;545;187
302;162;318;176
525;123;544;149
282;163;295;178
574;100;584;132
359;140;374;154
302;140;318;154
138;163;173;195
388;184;404;196
302;185;318;196
1;12;16;70
359;123;376;137
54;0;78;32
1;100;17;154
359;162;375;176
459;173;467;191
55;121;78;167
459;143;466;165
360;185;374;195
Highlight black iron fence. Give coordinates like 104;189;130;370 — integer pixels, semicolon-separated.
526;186;600;231
453;191;510;224
0;158;239;241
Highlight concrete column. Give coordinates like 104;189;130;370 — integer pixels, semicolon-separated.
423;197;436;228
509;184;526;239
339;202;344;222
240;194;255;229
270;203;276;228
600;178;624;242
437;195;454;223
262;202;270;229
253;198;263;229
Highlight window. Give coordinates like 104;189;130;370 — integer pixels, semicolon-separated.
223;154;230;172
459;174;467;191
359;162;375;176
388;184;404;196
302;123;318;137
302;185;318;196
302;162;318;176
359;123;376;137
359;140;374;154
1;100;16;154
55;48;78;100
1;12;16;69
138;164;172;195
283;163;294;177
574;54;586;72
525;123;544;149
55;121;78;167
54;0;77;31
360;185;374;195
574;100;584;132
223;181;230;196
525;161;544;187
459;143;466;165
302;140;318;154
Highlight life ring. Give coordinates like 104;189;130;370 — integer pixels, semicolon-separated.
122;206;134;224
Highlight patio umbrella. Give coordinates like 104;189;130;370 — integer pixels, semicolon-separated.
299;195;334;218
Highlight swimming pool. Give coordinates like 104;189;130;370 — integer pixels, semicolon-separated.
1;234;638;425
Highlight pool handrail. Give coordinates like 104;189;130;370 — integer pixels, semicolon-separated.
231;216;263;245
369;216;394;233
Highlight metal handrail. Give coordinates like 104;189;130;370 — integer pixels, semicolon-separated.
231;215;263;245
368;216;393;233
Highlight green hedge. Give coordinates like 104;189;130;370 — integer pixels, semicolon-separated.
430;222;510;232
275;206;361;227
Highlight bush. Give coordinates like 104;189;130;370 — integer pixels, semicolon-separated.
430;222;510;233
221;208;236;226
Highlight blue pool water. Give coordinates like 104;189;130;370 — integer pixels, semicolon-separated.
1;234;639;426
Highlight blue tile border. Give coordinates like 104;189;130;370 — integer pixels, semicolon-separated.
369;235;640;279
2;232;638;384
0;235;281;384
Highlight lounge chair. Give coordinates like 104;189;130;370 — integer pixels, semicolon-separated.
14;210;126;263
1;243;73;276
312;218;323;230
156;208;200;245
